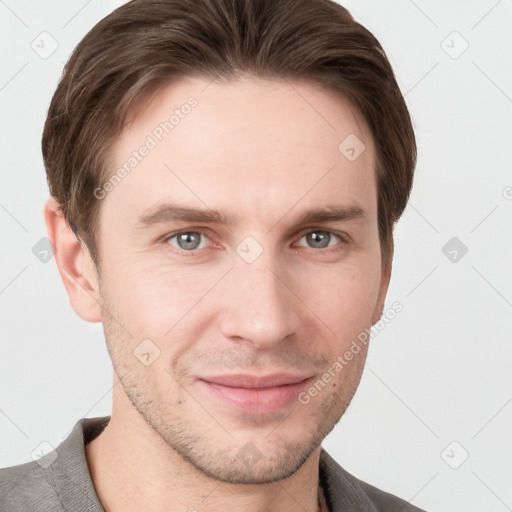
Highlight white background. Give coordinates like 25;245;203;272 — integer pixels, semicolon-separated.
1;1;511;511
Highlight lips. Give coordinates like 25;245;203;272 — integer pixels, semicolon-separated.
200;373;312;389
198;373;314;414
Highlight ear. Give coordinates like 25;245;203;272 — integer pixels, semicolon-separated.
371;241;393;325
44;197;102;323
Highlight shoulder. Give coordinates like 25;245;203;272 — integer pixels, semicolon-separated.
319;448;427;512
353;477;427;511
0;416;109;512
0;457;64;512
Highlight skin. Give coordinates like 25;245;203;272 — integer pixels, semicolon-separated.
45;75;392;512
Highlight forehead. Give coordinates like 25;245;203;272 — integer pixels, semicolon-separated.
101;76;377;229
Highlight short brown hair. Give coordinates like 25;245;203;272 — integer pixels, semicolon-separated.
42;0;416;269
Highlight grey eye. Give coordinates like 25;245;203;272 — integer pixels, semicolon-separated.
303;231;338;249
168;232;206;251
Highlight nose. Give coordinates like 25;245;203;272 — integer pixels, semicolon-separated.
217;248;302;350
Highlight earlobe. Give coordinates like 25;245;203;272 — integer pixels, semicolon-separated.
44;197;102;323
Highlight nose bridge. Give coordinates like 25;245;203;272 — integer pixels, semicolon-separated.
218;243;300;349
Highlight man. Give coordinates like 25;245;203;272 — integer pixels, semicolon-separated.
0;0;423;510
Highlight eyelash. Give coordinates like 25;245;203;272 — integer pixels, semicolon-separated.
161;228;348;257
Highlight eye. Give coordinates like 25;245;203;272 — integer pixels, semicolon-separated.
162;229;346;257
295;230;344;252
165;231;210;252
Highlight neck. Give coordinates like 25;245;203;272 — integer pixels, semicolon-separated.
85;396;324;512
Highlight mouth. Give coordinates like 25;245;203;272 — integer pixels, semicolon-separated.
197;373;314;414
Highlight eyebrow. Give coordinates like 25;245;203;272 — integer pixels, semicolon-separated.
136;202;368;230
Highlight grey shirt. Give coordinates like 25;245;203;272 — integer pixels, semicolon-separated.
0;416;426;511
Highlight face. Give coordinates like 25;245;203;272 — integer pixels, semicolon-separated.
92;76;389;484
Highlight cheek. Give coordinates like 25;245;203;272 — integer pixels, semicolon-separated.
103;260;219;339
295;258;382;336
